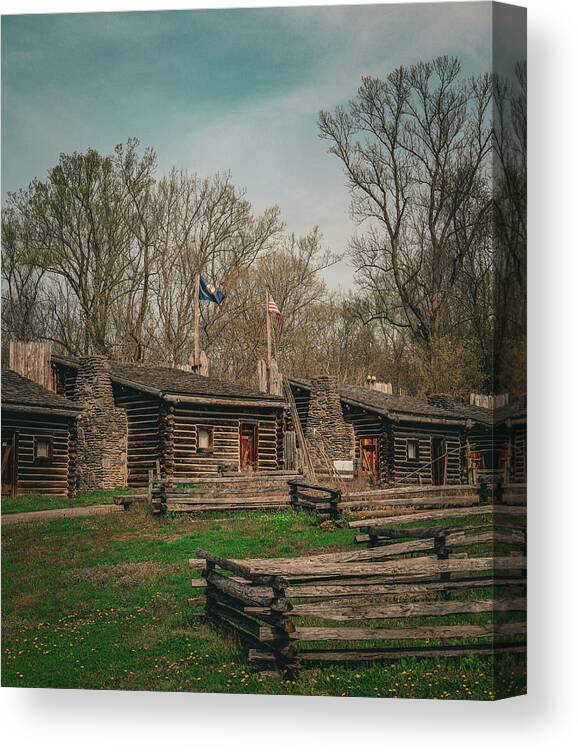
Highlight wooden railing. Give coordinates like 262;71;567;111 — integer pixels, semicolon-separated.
348;500;526;530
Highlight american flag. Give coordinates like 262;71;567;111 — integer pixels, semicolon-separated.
267;295;284;331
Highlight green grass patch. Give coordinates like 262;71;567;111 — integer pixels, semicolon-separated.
1;501;526;699
1;487;134;515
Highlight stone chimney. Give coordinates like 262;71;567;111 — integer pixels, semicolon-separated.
426;393;454;410
304;375;355;473
74;356;128;491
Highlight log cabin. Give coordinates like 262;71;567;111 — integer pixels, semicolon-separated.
461;398;527;484
50;355;287;489
1;369;80;497
288;377;526;486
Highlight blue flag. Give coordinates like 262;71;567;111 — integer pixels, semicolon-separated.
199;275;225;304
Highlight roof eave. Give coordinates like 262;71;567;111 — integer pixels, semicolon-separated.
340;394;467;426
164;393;287;409
389;411;467;427
111;374;163;397
339;395;390;419
1;401;81;418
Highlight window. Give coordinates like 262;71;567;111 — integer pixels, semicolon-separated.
197;427;213;452
34;436;53;461
407;439;419;461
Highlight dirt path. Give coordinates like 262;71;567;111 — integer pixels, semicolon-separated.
2;504;124;526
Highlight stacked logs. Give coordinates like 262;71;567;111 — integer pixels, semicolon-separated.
288;481;342;520
290;480;526;525
348;502;527;530
153;472;300;514
192;549;299;676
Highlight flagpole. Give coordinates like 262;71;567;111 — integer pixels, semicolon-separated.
266;288;272;368
194;272;200;367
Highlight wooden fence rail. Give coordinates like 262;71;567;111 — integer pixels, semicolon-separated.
290;477;525;524
152;472;301;514
192;545;526;676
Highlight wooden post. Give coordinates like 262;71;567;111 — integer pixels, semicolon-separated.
202;558;216;620
479;477;488;505
329;490;341;521
9;341;54;391
194;272;201;367
288;482;298;510
270;579;299;678
159;480;168;515
434;531;450;599
266;289;272;368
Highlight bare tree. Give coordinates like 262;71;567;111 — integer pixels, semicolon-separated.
5;139;157;355
319;56;493;372
1;207;47;344
146;169;283;366
207;227;340;382
492;62;527;393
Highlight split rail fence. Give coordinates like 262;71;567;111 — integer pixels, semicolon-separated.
152;471;300;514
289;478;526;524
191;541;526;675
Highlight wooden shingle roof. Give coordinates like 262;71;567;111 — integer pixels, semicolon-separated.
290;377;527;427
1;369;80;415
337;384;469;422
288;377;509;425
52;356;285;406
110;362;285;404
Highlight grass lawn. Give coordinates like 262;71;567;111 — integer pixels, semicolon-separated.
1;504;526;700
1;487;134;515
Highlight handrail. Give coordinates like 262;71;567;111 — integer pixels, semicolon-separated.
283;377;317;481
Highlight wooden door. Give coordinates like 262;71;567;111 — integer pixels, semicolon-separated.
359;437;378;482
240;424;257;472
431;437;446;485
1;431;17;498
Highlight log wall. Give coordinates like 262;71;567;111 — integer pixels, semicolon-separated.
344;406;465;486
289;382;470;487
288;385;311;434
389;424;464;486
1;410;75;496
113;385;162;488
512;426;527;483
172;403;283;478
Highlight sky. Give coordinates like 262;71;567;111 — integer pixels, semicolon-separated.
1;2;512;289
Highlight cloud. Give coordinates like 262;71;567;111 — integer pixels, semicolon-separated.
2;3;500;291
